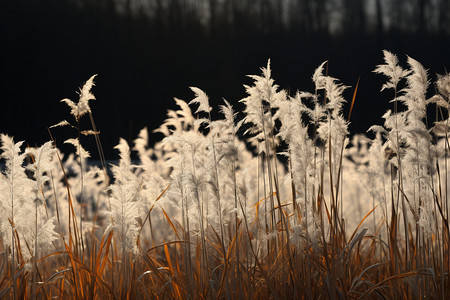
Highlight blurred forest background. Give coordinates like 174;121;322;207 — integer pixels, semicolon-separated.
1;0;449;159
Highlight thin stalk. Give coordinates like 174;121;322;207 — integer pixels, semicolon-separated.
259;103;276;235
304;169;311;299
10;155;16;300
288;152;297;212
180;186;190;299
267;117;295;292
32;200;38;300
392;86;409;275
179;159;193;299
207;110;230;300
187;145;210;296
237;191;281;299
231;159;243;298
76;120;85;256
328;133;337;242
261;151;269;258
88;112;109;186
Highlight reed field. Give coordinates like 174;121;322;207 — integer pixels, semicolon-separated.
0;51;449;299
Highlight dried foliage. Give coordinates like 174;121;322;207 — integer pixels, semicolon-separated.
0;52;449;299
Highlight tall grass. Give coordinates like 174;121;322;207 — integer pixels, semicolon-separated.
0;51;449;299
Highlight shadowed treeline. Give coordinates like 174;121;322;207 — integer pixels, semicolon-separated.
1;0;449;159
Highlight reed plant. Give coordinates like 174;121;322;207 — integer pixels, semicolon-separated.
0;51;449;299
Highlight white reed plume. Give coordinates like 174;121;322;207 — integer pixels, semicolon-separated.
105;138;142;257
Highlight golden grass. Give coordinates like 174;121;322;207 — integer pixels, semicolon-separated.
1;180;447;299
1;62;449;299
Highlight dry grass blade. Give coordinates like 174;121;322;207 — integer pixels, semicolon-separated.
161;208;180;238
349;262;388;292
342;228;368;260
357;271;420;299
139;185;170;235
96;231;113;278
348;76;360;122
1;55;448;299
348;205;377;242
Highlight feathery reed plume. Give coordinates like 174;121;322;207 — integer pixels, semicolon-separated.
60;74;97;121
0;135;29;299
1;53;449;299
26;141;58;299
52;74;99;254
105;138;141;257
240;60;286;246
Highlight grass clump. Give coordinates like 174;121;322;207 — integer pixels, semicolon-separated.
0;51;449;299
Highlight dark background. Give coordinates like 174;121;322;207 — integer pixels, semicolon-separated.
1;0;449;159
